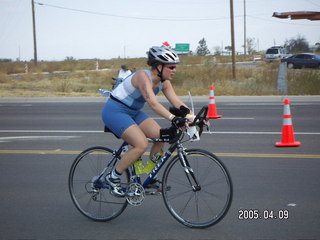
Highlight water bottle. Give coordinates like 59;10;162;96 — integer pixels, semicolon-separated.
99;88;111;97
134;157;145;175
144;148;164;173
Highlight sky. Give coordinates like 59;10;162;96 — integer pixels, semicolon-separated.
0;0;320;61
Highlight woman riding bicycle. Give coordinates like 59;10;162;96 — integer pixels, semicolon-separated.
102;45;193;197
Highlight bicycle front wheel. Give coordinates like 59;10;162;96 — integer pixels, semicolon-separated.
69;146;129;221
162;149;233;228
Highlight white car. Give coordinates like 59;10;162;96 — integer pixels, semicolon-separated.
264;46;289;62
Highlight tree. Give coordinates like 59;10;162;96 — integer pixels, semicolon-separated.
284;35;309;53
246;37;256;55
0;58;12;62
224;46;232;55
64;56;76;62
213;46;222;55
196;38;210;56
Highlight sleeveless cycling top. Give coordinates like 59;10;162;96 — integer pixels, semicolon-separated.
111;69;163;110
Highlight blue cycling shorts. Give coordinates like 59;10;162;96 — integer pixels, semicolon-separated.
101;98;150;138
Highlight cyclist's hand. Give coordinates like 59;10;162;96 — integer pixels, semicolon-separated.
179;105;190;116
172;116;188;129
204;119;210;127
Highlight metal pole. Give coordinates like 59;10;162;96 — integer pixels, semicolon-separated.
244;0;246;56
229;0;236;79
277;62;288;95
31;0;38;65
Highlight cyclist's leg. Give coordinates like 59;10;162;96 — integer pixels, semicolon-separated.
102;100;149;174
116;125;148;173
138;116;164;188
138;117;164;156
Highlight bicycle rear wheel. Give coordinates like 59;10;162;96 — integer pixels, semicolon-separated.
162;149;232;228
68;146;129;221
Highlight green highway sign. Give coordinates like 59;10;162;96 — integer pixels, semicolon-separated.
175;43;190;52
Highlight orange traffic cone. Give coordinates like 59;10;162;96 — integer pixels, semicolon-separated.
206;86;222;119
275;99;301;147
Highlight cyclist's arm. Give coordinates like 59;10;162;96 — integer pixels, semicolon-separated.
162;80;193;114
133;71;175;121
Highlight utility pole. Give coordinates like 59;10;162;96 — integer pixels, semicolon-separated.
229;0;236;79
31;0;38;65
244;0;246;56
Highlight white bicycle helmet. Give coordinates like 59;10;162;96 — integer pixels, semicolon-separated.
148;46;180;66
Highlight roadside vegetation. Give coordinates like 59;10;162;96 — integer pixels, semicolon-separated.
1;34;319;97
0;55;319;97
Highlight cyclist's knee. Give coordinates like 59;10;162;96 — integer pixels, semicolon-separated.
132;138;148;154
140;141;149;153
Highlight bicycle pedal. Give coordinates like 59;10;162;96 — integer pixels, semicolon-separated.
89;188;99;194
109;189;125;198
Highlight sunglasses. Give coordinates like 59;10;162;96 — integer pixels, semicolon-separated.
166;66;177;70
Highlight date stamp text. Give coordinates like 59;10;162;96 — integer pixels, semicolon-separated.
238;209;289;220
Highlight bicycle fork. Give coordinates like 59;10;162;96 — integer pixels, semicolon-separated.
177;146;201;192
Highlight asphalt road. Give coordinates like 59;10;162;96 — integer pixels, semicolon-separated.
0;96;320;240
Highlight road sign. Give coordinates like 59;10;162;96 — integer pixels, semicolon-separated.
175;43;190;52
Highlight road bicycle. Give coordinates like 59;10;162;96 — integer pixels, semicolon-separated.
68;106;233;228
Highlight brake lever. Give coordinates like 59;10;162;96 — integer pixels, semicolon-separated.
205;121;211;134
190;106;207;127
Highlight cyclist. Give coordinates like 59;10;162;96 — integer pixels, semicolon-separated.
102;45;193;197
117;64;132;79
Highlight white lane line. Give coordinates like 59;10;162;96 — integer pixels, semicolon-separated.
0;130;319;135
223;103;320;106
152;117;255;120
0;136;80;143
204;131;320;135
0;130;102;133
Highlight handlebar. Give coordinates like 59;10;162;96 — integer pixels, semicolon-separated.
171;106;208;129
189;106;208;136
167;106;208;143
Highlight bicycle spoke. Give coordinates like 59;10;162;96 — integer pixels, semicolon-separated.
201;188;229;203
178;191;195;218
196;192;218;219
166;175;192;189
84;195;94;213
195;192;200;223
203;176;229;185
199;176;230;190
74;190;91;201
198;162;213;183
166;188;193;201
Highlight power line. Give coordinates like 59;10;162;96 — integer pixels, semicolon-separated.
35;1;233;22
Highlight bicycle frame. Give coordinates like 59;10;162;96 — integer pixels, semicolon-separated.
141;141;178;188
94;136;187;190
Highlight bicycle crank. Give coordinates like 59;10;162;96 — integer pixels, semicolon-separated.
125;182;145;206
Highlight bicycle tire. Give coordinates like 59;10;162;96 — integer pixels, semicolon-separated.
162;149;233;228
68;146;129;221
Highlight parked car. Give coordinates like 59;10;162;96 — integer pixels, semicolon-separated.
264;46;289;62
281;53;320;69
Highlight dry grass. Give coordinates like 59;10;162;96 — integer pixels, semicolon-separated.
173;61;281;96
0;70;117;97
0;56;319;97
